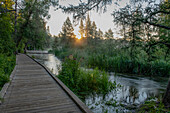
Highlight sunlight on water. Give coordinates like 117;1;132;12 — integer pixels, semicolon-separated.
44;54;61;75
29;53;61;75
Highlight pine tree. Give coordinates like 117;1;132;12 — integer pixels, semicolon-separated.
91;21;97;39
62;17;74;38
98;29;103;39
91;21;98;45
61;17;75;47
104;29;113;39
78;19;84;39
85;14;91;40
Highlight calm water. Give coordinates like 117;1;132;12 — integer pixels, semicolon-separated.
29;53;61;75
29;53;168;113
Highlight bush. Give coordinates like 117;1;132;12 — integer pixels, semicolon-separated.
58;57;117;99
0;54;16;90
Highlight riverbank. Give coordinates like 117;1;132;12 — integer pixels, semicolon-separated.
50;46;170;77
29;53;169;113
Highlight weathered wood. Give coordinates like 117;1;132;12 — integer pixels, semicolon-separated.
0;54;92;113
26;50;48;54
27;54;92;113
0;59;17;105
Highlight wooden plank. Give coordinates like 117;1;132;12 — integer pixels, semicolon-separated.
2;103;80;113
26;50;48;54
27;54;92;113
0;54;92;113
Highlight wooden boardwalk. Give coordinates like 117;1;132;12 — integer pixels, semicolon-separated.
26;50;48;54
0;54;92;113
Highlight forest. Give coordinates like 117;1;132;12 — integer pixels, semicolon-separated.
0;0;170;112
0;0;53;89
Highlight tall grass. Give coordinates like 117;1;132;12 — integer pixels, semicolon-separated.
53;41;170;77
88;54;170;77
58;57;117;99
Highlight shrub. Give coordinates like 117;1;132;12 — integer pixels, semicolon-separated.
58;57;117;99
0;54;15;90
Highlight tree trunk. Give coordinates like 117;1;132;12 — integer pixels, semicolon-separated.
162;78;170;108
15;0;18;54
15;0;17;38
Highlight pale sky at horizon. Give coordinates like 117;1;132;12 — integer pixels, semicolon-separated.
46;0;129;38
46;0;160;38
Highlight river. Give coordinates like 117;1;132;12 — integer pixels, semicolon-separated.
28;53;168;113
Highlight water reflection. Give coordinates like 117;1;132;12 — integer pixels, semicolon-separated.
85;73;168;113
28;53;168;113
29;54;61;75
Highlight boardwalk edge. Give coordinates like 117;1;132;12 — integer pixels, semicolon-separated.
26;54;93;113
0;55;18;105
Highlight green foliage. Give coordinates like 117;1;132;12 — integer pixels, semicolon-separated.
0;54;16;90
54;48;72;59
88;54;170;77
0;9;15;56
79;19;84;39
0;0;16;90
139;100;170;113
55;43;169;77
0;73;9;90
105;99;118;107
57;17;76;48
16;0;54;51
58;57;117;99
85;14;92;39
0;0;54;90
104;29;113;39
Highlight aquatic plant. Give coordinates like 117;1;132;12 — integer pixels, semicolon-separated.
138;100;170;113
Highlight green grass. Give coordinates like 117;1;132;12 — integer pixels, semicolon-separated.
88;54;170;77
58;57;117;99
53;46;170;77
138;100;170;113
0;54;16;90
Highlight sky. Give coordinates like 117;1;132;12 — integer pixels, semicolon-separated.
46;0;130;38
46;0;160;38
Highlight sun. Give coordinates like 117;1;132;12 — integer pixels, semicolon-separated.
76;35;81;40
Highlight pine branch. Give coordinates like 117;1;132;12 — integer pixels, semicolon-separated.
141;19;170;30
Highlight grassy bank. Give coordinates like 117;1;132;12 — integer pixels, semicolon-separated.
138;98;170;113
88;54;170;77
58;57;117;99
0;54;16;90
51;44;170;77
